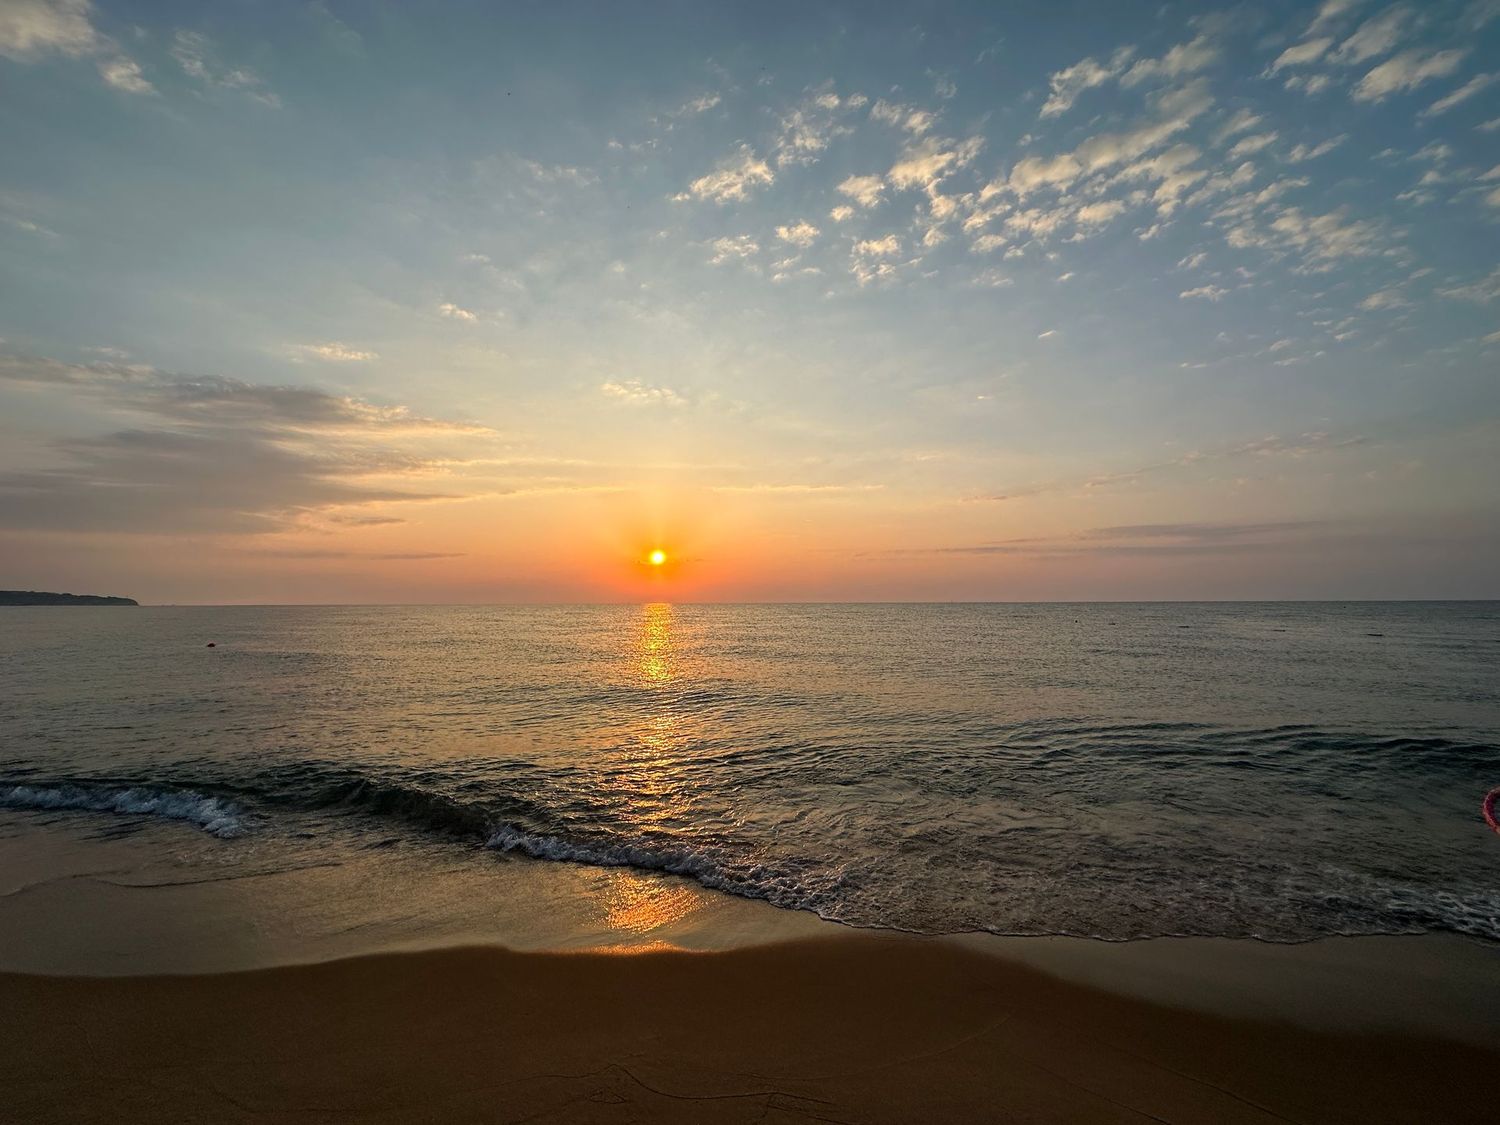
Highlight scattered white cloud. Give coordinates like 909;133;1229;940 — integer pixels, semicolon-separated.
1360;287;1408;309
1420;73;1497;117
1268;36;1335;73
172;31;279;106
1037;329;1058;339
773;87;861;166
1178;251;1209;269
829;204;855;222
1437;267;1500;302
1039;46;1136;117
775;220;819;247
1286;135;1348;161
1354;47;1467;101
1306;0;1367;35
1228;131;1278;159
0;0;153;93
1284;73;1334;95
438;303;477;322
886;135;984;191
291;342;379;362
686;144;774;202
1214;108;1263;143
600;379;686;407
1180;285;1229;300
675;91;721;116
708;234;759;264
1328;6;1412;66
837;173;885;208
870;98;936;134
1120;35;1219;88
853;235;902;257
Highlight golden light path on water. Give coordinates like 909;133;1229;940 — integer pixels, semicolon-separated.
600;603;707;942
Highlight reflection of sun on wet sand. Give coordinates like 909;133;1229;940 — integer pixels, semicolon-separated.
4;935;1498;1125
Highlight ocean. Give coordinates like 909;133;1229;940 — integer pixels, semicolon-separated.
3;602;1498;944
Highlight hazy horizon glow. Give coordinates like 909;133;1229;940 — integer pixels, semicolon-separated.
1;0;1497;602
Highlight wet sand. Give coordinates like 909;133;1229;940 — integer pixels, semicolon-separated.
4;933;1498;1125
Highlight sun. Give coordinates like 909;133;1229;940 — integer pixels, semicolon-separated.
648;549;667;567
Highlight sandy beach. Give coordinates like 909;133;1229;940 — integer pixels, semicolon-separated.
4;933;1497;1125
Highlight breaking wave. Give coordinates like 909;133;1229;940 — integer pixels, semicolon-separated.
0;783;247;839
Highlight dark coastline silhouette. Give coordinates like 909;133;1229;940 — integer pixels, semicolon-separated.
0;590;138;606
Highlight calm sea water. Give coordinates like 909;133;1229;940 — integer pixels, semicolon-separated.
2;603;1498;942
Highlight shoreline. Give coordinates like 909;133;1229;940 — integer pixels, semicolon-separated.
5;934;1498;1125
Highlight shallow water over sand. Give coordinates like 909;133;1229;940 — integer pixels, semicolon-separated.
3;602;1498;941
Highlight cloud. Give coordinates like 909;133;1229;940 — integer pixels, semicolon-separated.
1306;0;1366;34
1420;73;1497;116
1037;329;1057;339
1438;267;1500;302
599;379;686;406
707;234;759;264
853;235;902;257
1119;35;1219;87
96;54;151;93
1328;6;1412;66
0;353;483;534
1286;135;1348;161
1008;78;1215;197
775;221;819;247
291;342;378;362
1227;131;1278;159
1180;285;1229;300
975;431;1366;504
171;31;279;107
829;204;855;222
0;0;97;57
438;302;477;322
1360;287;1409;309
1354;48;1467;101
1038;46;1136;117
1214;108;1264;143
870;99;936;134
837;173;885;208
773;88;860;166
675;92;721;116
886;135;984;191
0;0;153;93
1268;36;1335;72
685;143;774;202
904;534;1297;557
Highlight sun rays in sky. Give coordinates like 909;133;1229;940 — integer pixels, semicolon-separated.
0;0;1496;601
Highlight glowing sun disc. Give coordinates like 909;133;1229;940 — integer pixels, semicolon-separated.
648;549;667;567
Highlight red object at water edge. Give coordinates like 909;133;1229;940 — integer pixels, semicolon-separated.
1484;787;1500;835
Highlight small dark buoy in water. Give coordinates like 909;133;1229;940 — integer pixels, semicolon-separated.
1366;633;1384;637
206;642;216;648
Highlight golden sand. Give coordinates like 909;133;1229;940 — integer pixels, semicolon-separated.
3;933;1495;1124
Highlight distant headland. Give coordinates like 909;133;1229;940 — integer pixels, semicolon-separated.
0;590;139;606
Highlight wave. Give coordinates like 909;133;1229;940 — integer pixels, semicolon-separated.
485;824;842;913
3;720;1497;944
0;783;246;838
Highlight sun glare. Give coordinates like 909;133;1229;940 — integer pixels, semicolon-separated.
648;549;667;567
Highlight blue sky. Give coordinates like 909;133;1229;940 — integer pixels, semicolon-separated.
1;0;1497;601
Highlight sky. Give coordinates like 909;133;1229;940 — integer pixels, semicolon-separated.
1;0;1497;603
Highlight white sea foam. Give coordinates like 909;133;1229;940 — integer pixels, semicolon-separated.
0;784;246;838
484;824;846;916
